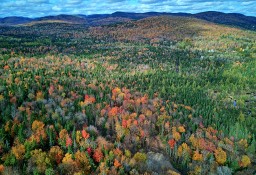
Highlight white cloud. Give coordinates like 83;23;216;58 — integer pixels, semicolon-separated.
66;0;83;4
52;5;62;11
27;0;49;3
0;0;256;17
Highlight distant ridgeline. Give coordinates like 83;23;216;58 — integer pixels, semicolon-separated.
0;11;256;31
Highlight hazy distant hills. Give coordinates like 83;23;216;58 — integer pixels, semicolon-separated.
0;16;32;25
38;14;87;24
0;11;255;31
194;11;256;30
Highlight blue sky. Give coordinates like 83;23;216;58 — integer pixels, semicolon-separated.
0;0;255;18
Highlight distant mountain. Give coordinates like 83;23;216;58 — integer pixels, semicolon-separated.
111;11;191;19
89;16;208;42
0;16;33;25
87;17;131;26
0;11;255;30
108;11;256;30
194;11;256;30
37;14;87;24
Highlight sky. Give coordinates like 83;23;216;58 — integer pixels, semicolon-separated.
0;0;255;18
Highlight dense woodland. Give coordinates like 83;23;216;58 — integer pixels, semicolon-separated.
0;16;255;175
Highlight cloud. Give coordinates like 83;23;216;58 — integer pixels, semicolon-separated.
52;5;62;11
241;1;255;6
139;0;167;4
0;0;255;17
27;0;49;3
66;0;83;4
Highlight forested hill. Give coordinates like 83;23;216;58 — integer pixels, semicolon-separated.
0;11;256;31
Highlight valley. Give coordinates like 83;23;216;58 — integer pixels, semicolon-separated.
0;14;255;175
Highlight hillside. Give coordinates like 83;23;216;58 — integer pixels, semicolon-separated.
0;15;255;175
194;11;256;30
89;16;246;43
37;14;87;24
0;11;256;30
0;16;33;25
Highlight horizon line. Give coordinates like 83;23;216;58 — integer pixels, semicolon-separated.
0;10;255;19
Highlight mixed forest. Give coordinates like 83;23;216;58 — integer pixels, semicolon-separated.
0;16;255;175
